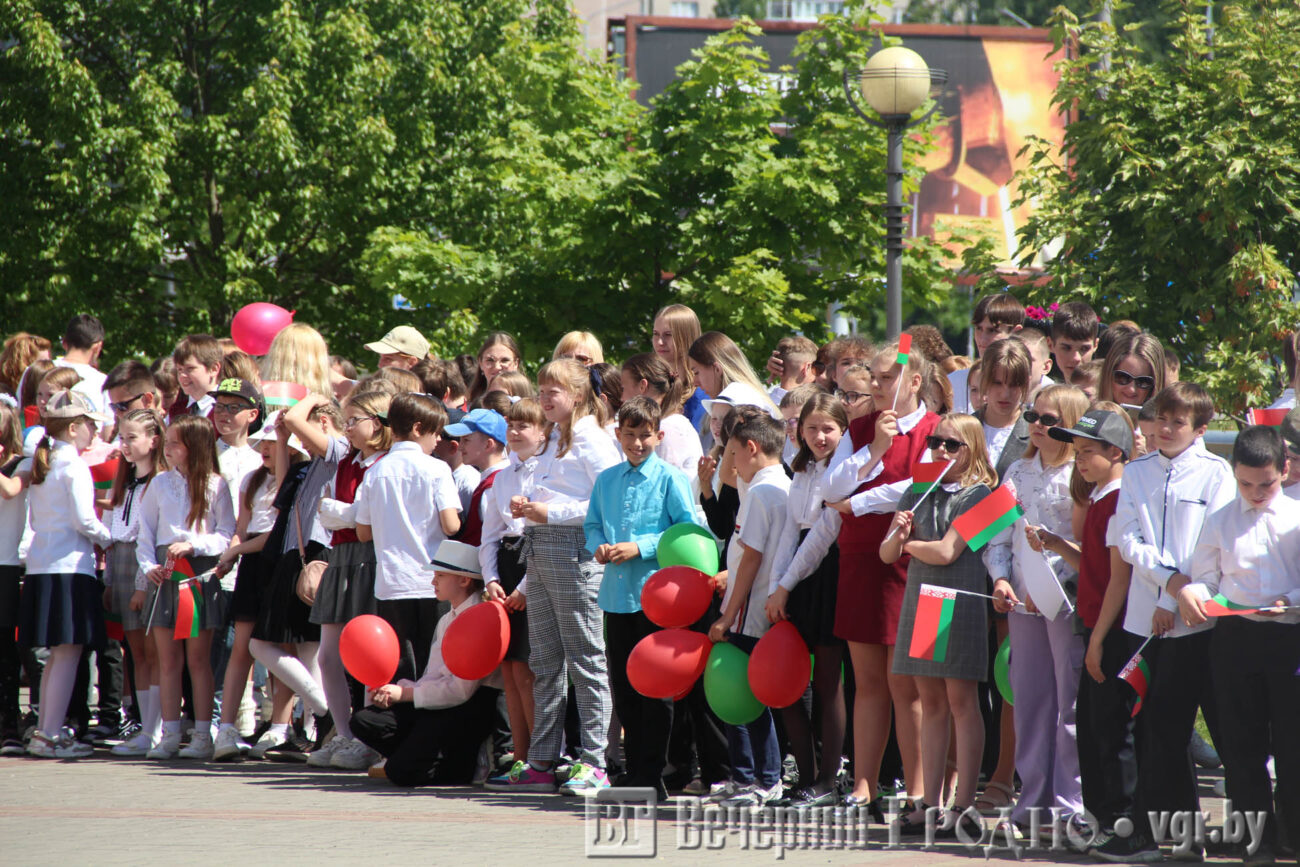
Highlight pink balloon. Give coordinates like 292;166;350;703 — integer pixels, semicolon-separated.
230;303;294;355
340;615;400;688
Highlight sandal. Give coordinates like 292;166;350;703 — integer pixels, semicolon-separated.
935;807;985;841
894;801;934;836
973;780;1015;813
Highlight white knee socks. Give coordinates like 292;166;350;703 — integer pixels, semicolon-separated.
38;645;83;739
248;639;328;719
318;625;353;740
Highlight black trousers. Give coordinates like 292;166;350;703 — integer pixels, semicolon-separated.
1077;627;1142;832
375;598;446;683
606;611;673;785
351;687;500;787
1136;629;1214;831
1211;617;1300;854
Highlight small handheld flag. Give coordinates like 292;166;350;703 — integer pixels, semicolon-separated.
104;608;124;642
170;558;201;640
1204;593;1259;617
909;584;956;662
895;333;913;366
910;459;948;494
1247;408;1289;427
952;485;1025;552
90;458;120;492
1118;645;1152;717
262;381;308;409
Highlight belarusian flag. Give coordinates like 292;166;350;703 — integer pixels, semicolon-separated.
171;558;201;640
104;608;124;642
90;458;119;491
1118;650;1151;717
896;333;913;366
1247;408;1289;426
1204;593;1259;617
910;459;948;494
952;485;1024;552
262;381;307;408
909;584;957;662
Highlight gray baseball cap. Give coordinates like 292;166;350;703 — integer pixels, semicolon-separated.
1049;409;1134;459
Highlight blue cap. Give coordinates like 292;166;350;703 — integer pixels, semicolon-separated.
444;408;507;444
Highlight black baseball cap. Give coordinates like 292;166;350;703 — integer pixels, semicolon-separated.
1049;409;1134;459
209;377;266;433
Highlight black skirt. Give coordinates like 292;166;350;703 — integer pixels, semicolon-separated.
0;565;22;631
252;544;325;644
786;529;841;649
497;535;530;663
19;572;105;650
230;534;270;623
310;540;378;625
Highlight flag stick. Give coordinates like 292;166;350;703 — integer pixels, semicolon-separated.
144;555;174;634
1037;546;1074;614
883;459;956;543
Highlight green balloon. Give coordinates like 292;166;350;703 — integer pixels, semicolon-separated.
657;523;720;575
704;642;765;725
994;635;1014;706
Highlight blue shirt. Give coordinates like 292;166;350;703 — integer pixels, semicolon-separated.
585;452;699;613
683;387;708;430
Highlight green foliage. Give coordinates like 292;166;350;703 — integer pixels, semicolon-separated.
1014;0;1300;414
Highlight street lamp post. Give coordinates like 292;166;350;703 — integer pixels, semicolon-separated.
843;47;947;339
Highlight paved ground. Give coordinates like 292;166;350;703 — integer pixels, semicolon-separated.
0;752;1252;865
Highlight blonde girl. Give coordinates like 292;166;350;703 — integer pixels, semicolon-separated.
651;304;706;428
259;323;334;399
882;413;998;836
104;409;168;756
552;331;604;366
986;384;1090;834
481;398;551;787
687;332;777;413
499;360;619;794
137;414;236;759
20;391;112;758
308;388;393;769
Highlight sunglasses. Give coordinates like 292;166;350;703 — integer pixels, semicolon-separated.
1111;370;1156;391
1022;409;1060;427
109;393;145;414
925;435;966;454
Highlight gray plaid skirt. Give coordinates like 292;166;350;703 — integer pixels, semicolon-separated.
142;548;226;633
105;542;147;632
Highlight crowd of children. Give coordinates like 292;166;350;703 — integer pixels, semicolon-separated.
2;294;1299;863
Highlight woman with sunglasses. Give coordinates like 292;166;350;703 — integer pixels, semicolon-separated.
984;385;1091;839
1098;332;1166;411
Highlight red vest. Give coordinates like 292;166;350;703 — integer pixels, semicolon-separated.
330;450;376;546
1077;488;1120;630
838;410;940;557
457;467;503;547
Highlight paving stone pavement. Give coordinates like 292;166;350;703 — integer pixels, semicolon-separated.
0;753;1253;865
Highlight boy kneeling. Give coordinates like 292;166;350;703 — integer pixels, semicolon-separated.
353;540;502;787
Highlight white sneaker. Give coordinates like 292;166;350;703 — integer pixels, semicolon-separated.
307;734;347;768
146;731;182;760
213;726;249;762
720;780;783;808
704;780;740;803
27;731;92;759
248;729;286;760
330;737;381;771
178;730;214;760
110;731;154;757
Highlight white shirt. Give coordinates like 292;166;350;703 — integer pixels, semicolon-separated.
948;368;971;414
355;441;462;600
0;458;34;567
824;403;929;502
983;422;1015;467
1112;442;1235;639
217;441;262;524
54;359;108;416
770;458;832;593
656;412;704;479
108;477;152;544
184;394;215;418
452;462;481;516
399;595;503;709
318;450;385;532
243;472;278;535
1269;388;1296;411
723;464;790;639
25;441;111;575
768;384;788;405
135;469;236;581
480;453;539;587
532;415;622;525
1188;494;1300;624
984;454;1077;600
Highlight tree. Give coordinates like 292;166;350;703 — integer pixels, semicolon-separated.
1012;0;1300;413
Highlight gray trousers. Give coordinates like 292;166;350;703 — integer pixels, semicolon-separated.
525;525;611;768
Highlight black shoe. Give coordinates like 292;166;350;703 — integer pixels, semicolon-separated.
1093;831;1162;863
264;734;312;763
310;713;333;753
843;794;886;824
777;785;840;808
894;802;933;837
0;737;25;757
934;808;985;842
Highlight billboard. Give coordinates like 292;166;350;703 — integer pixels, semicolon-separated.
610;19;1067;267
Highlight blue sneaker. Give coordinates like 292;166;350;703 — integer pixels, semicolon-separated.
558;762;609;796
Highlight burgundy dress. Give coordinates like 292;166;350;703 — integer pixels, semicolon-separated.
832;410;939;645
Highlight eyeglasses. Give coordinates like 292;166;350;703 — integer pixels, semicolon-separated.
1022;410;1060;427
1111;370;1156;392
213;401;254;416
109;394;145;414
344;415;377;430
481;356;515;367
837;390;868;403
783;418;800;430
925;435;967;454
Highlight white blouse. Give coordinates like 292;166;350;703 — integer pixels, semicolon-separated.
135;469;236;578
243;472;278;535
983;454;1077;598
25;441;112;575
480;452;541;585
770;459;831;593
531;415;622;525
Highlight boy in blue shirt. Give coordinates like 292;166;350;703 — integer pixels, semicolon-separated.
585;396;697;799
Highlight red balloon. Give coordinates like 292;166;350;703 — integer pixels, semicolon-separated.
340;615;400;688
748;621;812;708
641;566;713;629
442;600;510;680
230;302;294;355
628;628;711;699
